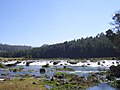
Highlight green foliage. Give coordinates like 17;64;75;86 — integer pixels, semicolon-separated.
0;32;116;58
0;63;5;68
9;67;24;72
106;10;120;57
30;34;115;59
46;72;100;90
0;44;32;52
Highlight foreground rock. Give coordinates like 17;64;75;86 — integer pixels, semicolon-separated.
106;65;120;87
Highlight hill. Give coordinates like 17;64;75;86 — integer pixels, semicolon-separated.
0;44;32;52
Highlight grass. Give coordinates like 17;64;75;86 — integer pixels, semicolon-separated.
0;77;47;90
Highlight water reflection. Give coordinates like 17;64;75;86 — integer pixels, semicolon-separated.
88;83;120;90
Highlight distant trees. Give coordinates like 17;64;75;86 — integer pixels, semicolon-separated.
0;44;32;58
0;44;32;52
0;33;116;59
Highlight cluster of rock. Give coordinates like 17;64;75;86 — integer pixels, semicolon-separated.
106;65;120;87
46;72;100;89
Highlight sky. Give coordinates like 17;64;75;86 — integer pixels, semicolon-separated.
0;0;120;47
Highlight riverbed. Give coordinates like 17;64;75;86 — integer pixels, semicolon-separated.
0;59;120;90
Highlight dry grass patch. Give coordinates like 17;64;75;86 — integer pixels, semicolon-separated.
0;78;47;90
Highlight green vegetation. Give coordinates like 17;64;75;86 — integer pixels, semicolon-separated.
0;63;5;68
0;77;47;90
54;66;74;71
106;65;120;88
106;11;120;58
9;66;24;72
0;33;116;59
0;43;32;52
46;72;100;90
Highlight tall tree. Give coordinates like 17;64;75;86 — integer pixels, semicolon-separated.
106;11;120;56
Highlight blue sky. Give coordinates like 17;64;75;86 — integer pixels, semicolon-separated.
0;0;120;47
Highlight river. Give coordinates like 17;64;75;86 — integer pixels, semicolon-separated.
0;59;120;90
88;83;119;90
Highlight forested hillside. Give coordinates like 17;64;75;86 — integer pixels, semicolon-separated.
0;33;117;58
31;33;116;58
0;44;32;52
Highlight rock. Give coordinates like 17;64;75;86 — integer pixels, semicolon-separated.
40;68;46;74
51;77;54;81
3;78;10;81
69;61;78;64
42;64;50;68
50;61;52;63
14;61;21;65
87;63;90;65
65;63;67;65
5;64;16;67
109;65;120;78
112;62;114;64
32;82;37;84
98;62;101;65
53;61;60;65
26;62;30;66
63;66;66;68
58;74;64;79
102;61;105;63
26;61;34;66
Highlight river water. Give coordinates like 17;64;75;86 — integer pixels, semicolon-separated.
0;60;120;90
88;83;119;90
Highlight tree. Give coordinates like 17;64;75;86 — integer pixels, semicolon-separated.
106;11;120;57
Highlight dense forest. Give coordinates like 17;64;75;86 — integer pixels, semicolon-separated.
0;44;32;57
0;11;120;59
0;44;32;52
31;34;116;58
0;33;117;58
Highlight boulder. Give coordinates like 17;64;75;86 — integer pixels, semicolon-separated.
42;64;50;68
53;61;60;65
40;68;46;74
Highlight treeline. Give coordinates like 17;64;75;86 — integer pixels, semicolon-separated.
31;33;116;58
0;33;117;58
0;44;32;52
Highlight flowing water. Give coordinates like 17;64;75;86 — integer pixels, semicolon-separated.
88;83;119;90
0;60;120;90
